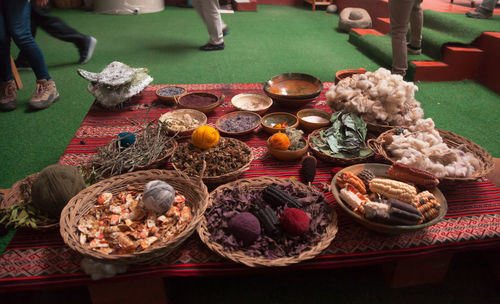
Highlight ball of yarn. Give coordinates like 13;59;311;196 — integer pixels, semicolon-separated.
31;164;86;219
228;212;261;245
116;132;136;149
142;180;175;213
279;208;310;236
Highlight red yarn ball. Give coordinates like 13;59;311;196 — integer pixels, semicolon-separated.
279;208;310;236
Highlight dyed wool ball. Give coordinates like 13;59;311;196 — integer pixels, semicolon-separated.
142;180;175;213
117;132;136;149
279;208;310;236
228;212;261;245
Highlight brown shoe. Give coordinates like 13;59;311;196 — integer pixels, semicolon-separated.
29;79;59;110
0;80;17;111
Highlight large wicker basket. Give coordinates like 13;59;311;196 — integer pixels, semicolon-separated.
197;177;338;267
1;173;58;230
60;169;209;265
308;128;374;166
367;128;494;185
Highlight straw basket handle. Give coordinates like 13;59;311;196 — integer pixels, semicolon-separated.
366;138;385;155
215;94;225;107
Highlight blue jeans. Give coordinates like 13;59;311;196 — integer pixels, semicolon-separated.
0;0;51;82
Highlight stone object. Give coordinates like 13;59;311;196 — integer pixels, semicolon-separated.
338;7;372;32
326;4;337;14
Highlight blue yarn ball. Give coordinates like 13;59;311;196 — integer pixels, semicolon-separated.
117;132;136;149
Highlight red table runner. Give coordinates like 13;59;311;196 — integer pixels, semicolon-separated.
1;83;499;292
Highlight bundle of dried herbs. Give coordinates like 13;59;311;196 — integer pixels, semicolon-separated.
0;202;55;229
284;127;306;151
311;111;372;159
171;137;252;177
83;120;177;183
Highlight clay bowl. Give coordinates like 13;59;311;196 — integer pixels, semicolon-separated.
260;112;298;134
263;73;323;108
175;92;224;114
231;93;273;115
296;109;332;132
334;68;367;84
155;86;187;105
215;111;262;136
267;137;308;161
159;109;207;137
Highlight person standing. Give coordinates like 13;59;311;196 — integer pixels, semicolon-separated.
192;0;229;51
0;0;59;111
15;2;97;69
466;0;498;19
388;0;424;77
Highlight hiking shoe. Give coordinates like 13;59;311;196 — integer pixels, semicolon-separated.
29;79;59;110
200;42;225;51
14;57;32;71
0;80;17;111
78;36;97;64
222;27;230;36
407;43;422;55
465;7;492;19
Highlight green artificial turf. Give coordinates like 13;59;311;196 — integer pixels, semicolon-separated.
0;5;499;190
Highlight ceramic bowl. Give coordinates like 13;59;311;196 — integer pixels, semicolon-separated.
296;109;332;132
263;73;323;107
215;111;262;136
267;137;308;161
260;112;299;134
231;93;273;115
176;92;224;114
334;68;367;84
159;109;207;137
155;86;187;105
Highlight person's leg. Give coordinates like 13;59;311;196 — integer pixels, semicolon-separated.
409;0;423;50
389;0;414;76
480;0;497;12
466;0;496;18
0;1;18;111
193;0;224;50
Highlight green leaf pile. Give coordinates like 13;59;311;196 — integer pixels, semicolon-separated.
311;111;372;159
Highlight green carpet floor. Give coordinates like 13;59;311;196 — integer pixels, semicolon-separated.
349;9;500;78
1;5;499;191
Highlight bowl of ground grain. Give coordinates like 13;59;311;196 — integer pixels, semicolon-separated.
216;111;262;136
176;92;224;114
156;86;187;104
159;109;207;137
297;109;332;132
231;93;273;115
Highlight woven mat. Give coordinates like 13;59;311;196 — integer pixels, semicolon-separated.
1;83;499;291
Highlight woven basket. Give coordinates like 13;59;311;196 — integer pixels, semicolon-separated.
1;173;58;230
197;177;338;267
367;128;494;185
171;137;254;185
366;122;399;136
308;128;374;166
60;169;209;265
52;0;82;8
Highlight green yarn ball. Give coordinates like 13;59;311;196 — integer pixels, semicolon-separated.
31;164;86;219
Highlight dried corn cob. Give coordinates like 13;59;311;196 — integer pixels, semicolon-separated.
357;169;375;189
412;191;441;222
369;178;417;204
262;184;302;209
364;198;423;225
336;171;366;194
339;185;367;215
251;205;280;238
387;162;439;188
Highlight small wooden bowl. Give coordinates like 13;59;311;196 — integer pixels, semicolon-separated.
231;93;273;115
175;92;224;114
216;111;262;136
296;109;331;132
261;112;298;134
155;86;187;105
159;109;207;137
334;68;367;84
267;137;308;161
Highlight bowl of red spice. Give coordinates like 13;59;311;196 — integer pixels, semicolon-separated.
175;92;224;114
216;111;262;136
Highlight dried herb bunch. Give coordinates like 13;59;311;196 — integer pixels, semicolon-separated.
284;127;306;151
171;137;252;177
84;120;177;182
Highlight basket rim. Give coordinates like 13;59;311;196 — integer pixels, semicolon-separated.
59;169;209;264
367;127;494;182
197;176;338;267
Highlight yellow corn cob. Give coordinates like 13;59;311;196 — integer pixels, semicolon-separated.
368;178;417;204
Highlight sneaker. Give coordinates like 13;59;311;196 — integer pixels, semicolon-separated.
465;7;493;19
222;27;230;36
29;79;59;110
14;57;32;71
0;80;17;111
407;43;422;55
78;36;97;64
199;42;225;51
